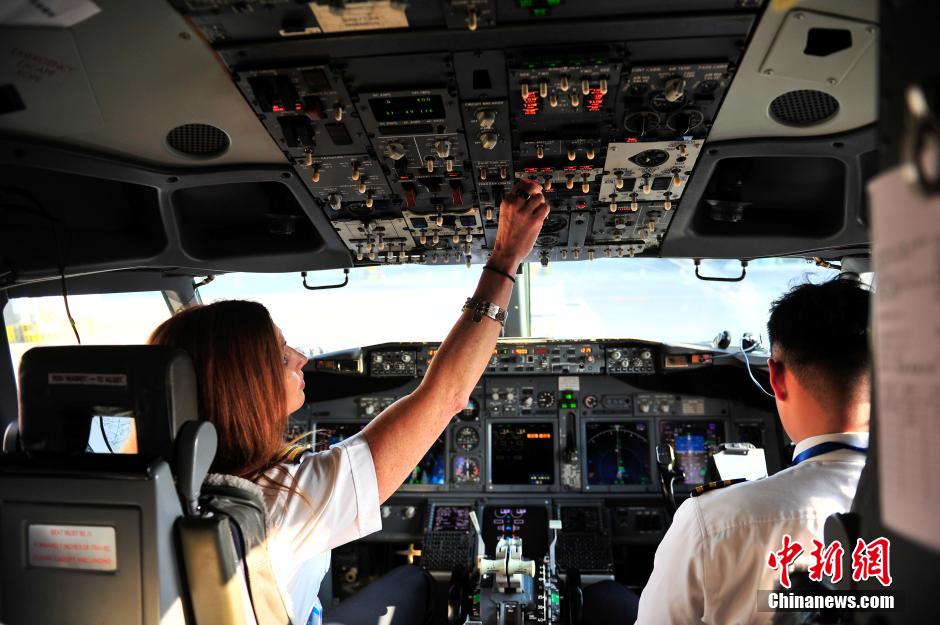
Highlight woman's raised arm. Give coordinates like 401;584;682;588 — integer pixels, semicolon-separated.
361;178;549;502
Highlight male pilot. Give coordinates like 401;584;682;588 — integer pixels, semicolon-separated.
583;277;872;624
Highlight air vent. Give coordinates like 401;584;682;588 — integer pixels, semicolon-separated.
165;123;230;158
769;90;839;127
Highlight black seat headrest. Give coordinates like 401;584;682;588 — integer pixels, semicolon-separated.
18;345;198;465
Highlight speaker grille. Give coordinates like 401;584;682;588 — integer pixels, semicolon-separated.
769;90;839;127
165;123;229;158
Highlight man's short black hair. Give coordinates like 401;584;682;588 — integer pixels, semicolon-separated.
767;277;871;399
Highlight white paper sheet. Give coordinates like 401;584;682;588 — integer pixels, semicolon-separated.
869;166;940;551
713;448;768;482
0;0;100;28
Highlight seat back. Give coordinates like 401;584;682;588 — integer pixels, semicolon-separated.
0;345;198;625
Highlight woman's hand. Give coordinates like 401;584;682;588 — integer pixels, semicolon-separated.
488;178;551;273
361;177;550;502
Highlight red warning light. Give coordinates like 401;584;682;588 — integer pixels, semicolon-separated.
522;91;541;116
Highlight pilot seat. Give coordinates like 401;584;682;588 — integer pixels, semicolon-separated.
0;345;289;625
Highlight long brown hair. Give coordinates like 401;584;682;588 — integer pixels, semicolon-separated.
149;300;294;482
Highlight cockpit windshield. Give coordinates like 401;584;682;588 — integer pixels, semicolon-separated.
198;257;834;354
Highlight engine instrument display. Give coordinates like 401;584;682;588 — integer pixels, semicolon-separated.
406;434;446;485
490;422;555;486
431;505;472;532
660;420;725;485
481;506;549;559
585;421;652;486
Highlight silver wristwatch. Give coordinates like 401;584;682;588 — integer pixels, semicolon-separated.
463;297;508;326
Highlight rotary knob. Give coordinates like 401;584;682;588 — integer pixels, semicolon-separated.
480;130;498;150
434;139;451;159
328;193;342;210
401;352;413;363
364;404;376;416
475;108;497;129
385;142;406;161
611;350;622;360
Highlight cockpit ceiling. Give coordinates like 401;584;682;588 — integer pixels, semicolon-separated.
0;0;877;288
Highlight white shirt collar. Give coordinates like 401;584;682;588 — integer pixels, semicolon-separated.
792;431;870;462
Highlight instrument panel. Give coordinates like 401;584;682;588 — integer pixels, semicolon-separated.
171;1;755;267
292;339;781;496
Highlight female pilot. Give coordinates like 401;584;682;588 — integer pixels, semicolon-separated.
148;180;549;625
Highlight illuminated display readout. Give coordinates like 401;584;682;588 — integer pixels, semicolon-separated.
368;95;446;122
491;422;555;485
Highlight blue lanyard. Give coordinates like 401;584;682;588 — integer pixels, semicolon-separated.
792;442;868;466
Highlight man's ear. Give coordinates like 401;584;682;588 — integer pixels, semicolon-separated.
768;358;787;401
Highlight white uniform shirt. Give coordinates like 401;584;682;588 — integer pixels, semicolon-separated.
636;432;868;625
260;433;383;625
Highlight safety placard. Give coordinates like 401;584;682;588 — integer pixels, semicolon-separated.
28;524;117;572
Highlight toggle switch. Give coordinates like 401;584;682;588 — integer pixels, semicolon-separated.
567;145;577;161
539;81;548;98
521;83;530;99
549;93;558;108
615;171;624;189
672;173;683;188
536;144;545;159
445;157;454;172
350;162;361;181
333;104;343;121
365;191;374;208
570;91;580;107
311;165;321;183
559;75;570;92
599;78;609;95
586;144;595;160
499;165;508;180
565;174;575;190
581;173;590;194
358;179;367;194
581;78;591;96
479;166;487;181
426;157;435;173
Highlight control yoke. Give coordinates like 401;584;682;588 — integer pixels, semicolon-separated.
656;442;684;521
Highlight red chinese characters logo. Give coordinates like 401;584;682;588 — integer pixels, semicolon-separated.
767;534;803;588
767;536;892;588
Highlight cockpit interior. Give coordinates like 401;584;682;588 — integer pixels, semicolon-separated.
0;0;937;624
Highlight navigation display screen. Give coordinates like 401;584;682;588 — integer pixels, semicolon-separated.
490;422;555;486
481;506;548;559
313;422;364;451
585;421;652;486
368;95;446;122
405;434;445;485
660;420;725;485
431;505;472;532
